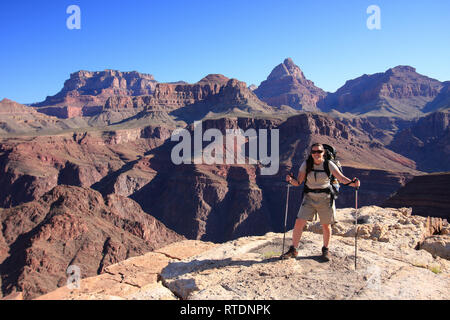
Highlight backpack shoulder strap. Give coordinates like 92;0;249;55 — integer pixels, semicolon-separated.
324;159;332;179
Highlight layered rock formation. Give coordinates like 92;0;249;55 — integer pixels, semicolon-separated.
33;70;158;117
423;81;450;113
103;74;229;111
383;173;450;220
122;114;420;243
0;98;132;136
0;99;66;136
19;63;450;124
388;109;450;172
0;125;172;207
0;99;38;115
328;113;414;145
32;206;450;300
0;185;183;299
104;75;280;124
318;66;444;119
254;58;327;111
31;70;281;121
0;108;422;246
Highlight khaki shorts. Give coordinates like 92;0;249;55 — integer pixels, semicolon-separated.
297;193;336;225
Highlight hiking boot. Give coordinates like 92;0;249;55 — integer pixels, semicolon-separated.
321;246;331;262
280;245;298;259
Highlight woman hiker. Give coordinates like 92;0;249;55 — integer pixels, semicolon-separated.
281;143;361;262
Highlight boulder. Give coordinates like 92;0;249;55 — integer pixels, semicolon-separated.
420;235;450;259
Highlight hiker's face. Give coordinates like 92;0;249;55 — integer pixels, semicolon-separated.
311;147;324;162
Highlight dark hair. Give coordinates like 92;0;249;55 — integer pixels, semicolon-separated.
306;143;324;175
310;143;324;151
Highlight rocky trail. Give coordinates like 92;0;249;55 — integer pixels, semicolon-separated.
26;206;449;301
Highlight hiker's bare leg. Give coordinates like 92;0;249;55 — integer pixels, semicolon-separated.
292;218;308;248
322;224;331;248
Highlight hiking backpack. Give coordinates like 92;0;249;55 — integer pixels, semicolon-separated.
322;144;343;198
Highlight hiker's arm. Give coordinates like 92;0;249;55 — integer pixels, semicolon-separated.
286;170;305;186
330;165;361;188
286;161;306;186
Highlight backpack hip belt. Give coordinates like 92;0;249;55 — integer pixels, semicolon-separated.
303;185;331;194
303;185;335;207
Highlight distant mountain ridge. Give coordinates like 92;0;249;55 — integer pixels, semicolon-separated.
21;59;450;121
105;74;231;111
34;70;157;107
317;65;445;118
32;70;158;118
254;58;327;111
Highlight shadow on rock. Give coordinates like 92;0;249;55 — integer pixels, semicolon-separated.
161;257;281;280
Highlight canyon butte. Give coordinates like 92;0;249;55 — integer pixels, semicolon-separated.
0;58;449;299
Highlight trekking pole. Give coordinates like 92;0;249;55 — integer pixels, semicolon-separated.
282;183;291;257
354;181;360;270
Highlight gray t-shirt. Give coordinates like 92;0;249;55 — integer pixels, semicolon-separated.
299;160;340;189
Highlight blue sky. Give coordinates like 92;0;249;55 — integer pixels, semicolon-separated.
1;0;449;103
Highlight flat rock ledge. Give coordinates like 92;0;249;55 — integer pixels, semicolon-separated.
19;206;450;300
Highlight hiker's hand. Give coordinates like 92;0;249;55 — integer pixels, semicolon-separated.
352;178;360;188
286;174;295;184
286;174;293;183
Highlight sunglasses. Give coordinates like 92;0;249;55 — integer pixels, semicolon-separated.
311;150;324;154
